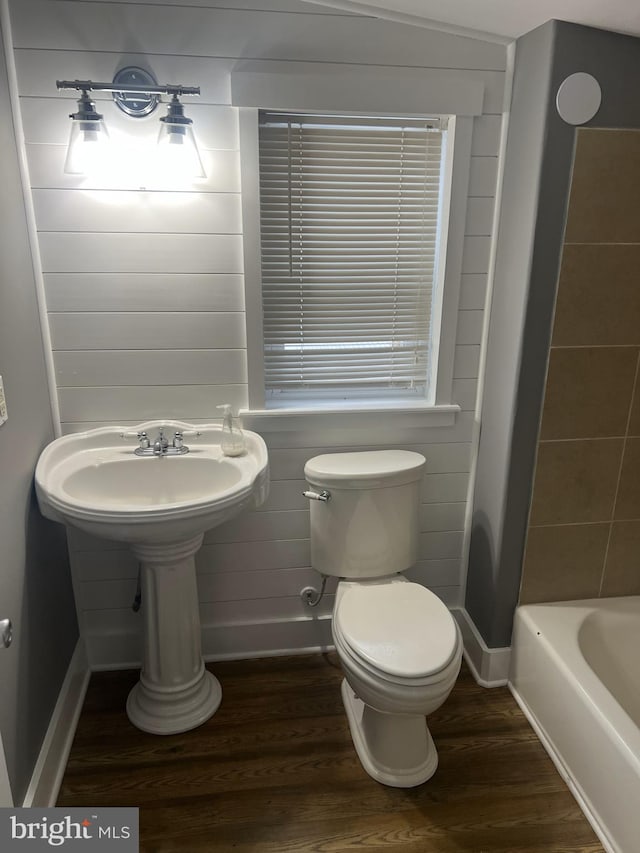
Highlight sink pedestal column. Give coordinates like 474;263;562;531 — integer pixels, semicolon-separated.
126;534;221;735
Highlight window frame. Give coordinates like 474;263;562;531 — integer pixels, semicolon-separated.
238;107;473;429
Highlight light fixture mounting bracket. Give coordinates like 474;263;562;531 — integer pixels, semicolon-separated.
112;66;160;117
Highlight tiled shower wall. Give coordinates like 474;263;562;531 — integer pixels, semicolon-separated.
8;0;507;665
521;128;640;603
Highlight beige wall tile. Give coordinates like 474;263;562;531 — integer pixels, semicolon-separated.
524;129;640;608
565;129;640;244
551;245;640;347
627;375;640;436
601;520;640;597
530;438;623;525
540;347;638;440
614;437;640;519
520;523;608;604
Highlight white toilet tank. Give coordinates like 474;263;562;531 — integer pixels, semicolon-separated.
304;450;426;579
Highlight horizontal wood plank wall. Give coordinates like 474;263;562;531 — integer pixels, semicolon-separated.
8;0;506;667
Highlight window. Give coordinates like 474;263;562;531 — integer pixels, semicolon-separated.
256;111;450;409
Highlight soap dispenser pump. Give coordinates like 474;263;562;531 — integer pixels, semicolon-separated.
217;404;245;456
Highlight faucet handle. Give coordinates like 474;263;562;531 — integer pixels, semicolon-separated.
120;430;150;449
172;430;201;449
175;429;202;440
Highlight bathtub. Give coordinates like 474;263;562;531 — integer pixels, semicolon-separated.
510;596;640;853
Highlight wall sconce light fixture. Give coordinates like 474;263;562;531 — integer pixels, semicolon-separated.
63;89;110;175
56;67;204;178
157;94;205;179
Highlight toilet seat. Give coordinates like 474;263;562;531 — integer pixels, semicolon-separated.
333;620;461;692
334;581;459;682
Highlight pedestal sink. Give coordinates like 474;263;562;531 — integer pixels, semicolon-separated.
35;420;269;735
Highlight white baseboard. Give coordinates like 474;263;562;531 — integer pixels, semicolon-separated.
451;607;511;687
87;614;334;670
22;640;91;807
87;610;509;687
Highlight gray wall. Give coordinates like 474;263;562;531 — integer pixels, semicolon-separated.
0;18;78;804
467;20;640;647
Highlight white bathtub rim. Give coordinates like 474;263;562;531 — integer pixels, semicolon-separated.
516;598;640;777
509;681;618;853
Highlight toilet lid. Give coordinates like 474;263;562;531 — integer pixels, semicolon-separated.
305;450;425;489
335;583;458;678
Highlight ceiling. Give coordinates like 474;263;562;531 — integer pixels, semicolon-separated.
332;0;640;42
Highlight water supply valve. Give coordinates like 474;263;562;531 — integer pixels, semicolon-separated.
0;618;13;648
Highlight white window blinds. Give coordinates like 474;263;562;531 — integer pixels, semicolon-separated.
258;112;445;403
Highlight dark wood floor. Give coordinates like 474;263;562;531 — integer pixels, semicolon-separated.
58;654;604;853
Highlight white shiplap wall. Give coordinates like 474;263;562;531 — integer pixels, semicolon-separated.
8;0;506;667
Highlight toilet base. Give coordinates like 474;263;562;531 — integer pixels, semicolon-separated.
341;679;438;788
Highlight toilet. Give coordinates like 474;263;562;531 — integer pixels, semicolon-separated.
304;449;462;788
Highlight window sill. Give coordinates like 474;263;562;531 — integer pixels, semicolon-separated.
239;403;460;433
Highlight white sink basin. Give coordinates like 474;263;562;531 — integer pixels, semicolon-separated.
35;420;269;544
35;420;269;736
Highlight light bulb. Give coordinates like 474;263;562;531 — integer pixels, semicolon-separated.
64;118;110;175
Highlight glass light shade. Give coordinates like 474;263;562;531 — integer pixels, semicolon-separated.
64;118;110;175
156;121;205;179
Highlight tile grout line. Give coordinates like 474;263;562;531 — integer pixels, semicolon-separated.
539;435;625;444
551;344;640;350
598;348;640;596
529;520;614;530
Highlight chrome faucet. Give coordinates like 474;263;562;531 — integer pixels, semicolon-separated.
153;429;169;456
131;429;190;457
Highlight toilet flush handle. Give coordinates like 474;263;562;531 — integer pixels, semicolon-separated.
303;489;331;502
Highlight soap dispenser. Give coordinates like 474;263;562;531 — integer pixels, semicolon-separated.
217;404;245;456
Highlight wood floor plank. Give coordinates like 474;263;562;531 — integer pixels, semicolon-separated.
57;656;605;853
139;795;603;853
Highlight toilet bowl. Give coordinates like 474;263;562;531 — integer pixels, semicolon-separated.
333;577;462;786
304;450;463;788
